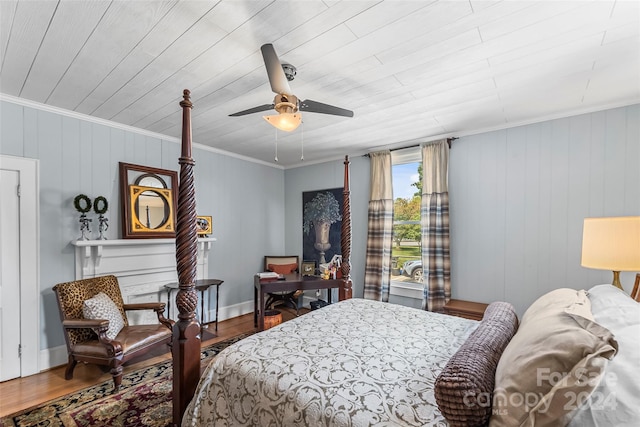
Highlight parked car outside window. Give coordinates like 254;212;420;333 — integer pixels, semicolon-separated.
401;259;422;282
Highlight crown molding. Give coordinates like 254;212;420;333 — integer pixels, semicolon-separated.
0;93;284;170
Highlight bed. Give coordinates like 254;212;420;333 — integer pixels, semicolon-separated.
182;284;638;426
185;299;487;426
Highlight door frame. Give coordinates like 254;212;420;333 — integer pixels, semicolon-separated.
0;155;39;376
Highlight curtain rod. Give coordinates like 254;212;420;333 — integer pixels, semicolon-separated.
364;137;457;157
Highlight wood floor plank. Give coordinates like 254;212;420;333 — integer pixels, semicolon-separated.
0;308;304;417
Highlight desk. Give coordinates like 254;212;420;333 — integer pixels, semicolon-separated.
254;274;347;331
165;279;223;334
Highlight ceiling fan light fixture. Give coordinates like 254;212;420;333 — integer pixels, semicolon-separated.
263;112;302;132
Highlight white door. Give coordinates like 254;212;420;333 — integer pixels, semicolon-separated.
0;169;21;380
0;156;39;381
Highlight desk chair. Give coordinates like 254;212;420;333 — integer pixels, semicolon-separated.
263;255;301;315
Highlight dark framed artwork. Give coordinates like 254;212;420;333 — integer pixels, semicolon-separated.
302;187;343;267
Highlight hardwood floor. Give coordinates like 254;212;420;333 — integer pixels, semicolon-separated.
0;307;303;418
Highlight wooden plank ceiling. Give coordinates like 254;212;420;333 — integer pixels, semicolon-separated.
1;0;638;166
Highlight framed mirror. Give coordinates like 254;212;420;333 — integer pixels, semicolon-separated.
119;162;178;239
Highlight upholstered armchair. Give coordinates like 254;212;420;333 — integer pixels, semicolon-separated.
53;275;173;392
263;255;301;315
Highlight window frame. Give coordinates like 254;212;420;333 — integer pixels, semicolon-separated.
390;147;422;297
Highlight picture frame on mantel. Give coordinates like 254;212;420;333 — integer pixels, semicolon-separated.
196;216;213;236
119;162;178;239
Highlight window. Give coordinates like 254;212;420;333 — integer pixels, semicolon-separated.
390;147;421;285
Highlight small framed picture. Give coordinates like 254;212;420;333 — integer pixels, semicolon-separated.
196;216;212;236
301;260;317;276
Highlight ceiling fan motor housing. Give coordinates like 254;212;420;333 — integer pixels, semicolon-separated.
274;94;298;113
281;63;297;81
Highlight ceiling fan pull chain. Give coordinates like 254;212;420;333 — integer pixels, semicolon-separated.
274;128;279;162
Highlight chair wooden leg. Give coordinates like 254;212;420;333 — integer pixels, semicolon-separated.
265;295;275;310
287;296;299;316
65;356;78;380
110;365;124;392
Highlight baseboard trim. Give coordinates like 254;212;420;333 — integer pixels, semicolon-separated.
40;345;68;371
207;300;254;324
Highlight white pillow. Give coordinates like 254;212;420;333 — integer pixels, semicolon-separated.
82;292;125;340
567;285;640;426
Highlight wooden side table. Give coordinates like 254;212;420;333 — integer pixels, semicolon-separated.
165;279;224;334
443;299;488;321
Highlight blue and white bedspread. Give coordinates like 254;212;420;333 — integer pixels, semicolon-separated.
183;298;478;427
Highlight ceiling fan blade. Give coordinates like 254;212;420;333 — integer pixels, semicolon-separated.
299;99;354;117
229;104;274;117
261;43;292;95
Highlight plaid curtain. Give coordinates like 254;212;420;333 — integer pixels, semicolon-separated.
363;151;393;301
421;141;451;311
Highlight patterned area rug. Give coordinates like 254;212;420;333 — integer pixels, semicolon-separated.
1;333;251;427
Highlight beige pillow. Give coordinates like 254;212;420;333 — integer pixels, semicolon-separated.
82;292;125;340
490;289;617;427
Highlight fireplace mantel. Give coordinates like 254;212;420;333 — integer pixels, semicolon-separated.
71;237;216;323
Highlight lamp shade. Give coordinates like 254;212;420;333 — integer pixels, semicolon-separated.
581;216;640;271
263;113;301;132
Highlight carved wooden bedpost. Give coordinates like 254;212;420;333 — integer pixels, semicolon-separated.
340;155;353;300
172;89;201;425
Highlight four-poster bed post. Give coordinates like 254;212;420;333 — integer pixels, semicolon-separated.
172;89;201;425
171;93;355;424
340;155;353;300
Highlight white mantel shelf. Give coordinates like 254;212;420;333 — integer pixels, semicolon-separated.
71;237;216;323
71;236;217;247
71;237;216;279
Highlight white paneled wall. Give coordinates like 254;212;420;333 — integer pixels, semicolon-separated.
283;105;638;315
0;98;287;356
450;105;639;315
0;95;638;357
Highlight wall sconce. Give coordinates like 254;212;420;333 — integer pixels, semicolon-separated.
581;216;640;289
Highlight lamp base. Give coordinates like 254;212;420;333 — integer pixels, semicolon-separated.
611;271;623;290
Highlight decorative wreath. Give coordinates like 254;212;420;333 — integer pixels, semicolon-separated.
73;194;92;213
93;196;109;215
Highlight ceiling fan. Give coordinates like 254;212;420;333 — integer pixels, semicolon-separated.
229;44;354;131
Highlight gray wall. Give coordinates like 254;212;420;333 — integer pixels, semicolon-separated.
1;99;286;350
284;156;370;298
283;104;639;317
2;97;638;351
450;104;639;315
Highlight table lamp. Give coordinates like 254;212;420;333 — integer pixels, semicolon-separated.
581;216;640;289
